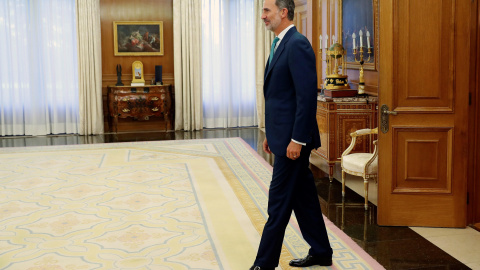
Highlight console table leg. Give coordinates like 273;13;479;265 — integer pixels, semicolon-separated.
108;116;113;133
114;116;118;133
164;113;170;131
329;163;335;182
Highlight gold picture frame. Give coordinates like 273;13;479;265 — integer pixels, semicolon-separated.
113;21;164;56
339;0;379;70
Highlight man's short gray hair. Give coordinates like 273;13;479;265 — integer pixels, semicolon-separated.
275;0;295;21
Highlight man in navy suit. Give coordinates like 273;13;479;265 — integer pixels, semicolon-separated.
250;0;333;269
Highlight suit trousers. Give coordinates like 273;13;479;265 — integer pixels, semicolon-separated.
254;145;333;268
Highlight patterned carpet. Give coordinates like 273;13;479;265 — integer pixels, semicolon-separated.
0;138;384;269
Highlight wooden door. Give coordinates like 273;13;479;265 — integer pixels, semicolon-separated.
378;0;475;227
471;0;480;229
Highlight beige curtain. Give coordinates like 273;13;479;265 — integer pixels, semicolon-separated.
76;0;103;135
173;0;203;131
255;0;275;129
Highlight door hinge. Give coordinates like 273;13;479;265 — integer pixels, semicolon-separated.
467;192;469;204
469;93;472;105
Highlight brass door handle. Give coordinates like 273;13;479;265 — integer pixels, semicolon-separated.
384;110;397;115
380;104;397;133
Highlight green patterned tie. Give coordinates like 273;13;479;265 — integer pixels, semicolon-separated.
269;37;280;65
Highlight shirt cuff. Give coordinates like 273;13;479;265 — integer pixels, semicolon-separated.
291;139;306;146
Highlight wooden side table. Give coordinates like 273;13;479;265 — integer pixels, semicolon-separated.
107;85;173;132
313;95;378;181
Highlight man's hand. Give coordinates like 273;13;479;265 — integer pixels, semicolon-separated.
263;138;272;154
287;141;302;160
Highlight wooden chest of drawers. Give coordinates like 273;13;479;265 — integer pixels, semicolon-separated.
312;95;378;181
107;85;172;132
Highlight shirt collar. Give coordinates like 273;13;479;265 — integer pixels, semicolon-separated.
277;24;295;41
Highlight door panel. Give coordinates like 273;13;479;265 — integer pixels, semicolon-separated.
395;0;454;111
378;0;472;227
392;127;452;193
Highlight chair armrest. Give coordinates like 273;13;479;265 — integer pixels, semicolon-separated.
341;136;357;157
364;140;379;174
350;127;378;137
343;128;378;158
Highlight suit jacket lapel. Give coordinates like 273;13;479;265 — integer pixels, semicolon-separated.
264;26;297;81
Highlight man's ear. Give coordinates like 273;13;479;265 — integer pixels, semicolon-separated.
280;8;288;19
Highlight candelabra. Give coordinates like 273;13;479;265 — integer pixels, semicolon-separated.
352;30;372;95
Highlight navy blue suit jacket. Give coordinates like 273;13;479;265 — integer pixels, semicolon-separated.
264;26;321;156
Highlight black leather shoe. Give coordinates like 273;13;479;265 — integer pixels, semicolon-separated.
289;254;333;267
249;266;274;270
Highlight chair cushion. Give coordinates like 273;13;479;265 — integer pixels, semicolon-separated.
342;153;378;175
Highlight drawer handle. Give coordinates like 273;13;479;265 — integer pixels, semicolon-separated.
122;108;130;113
152;107;159;112
122;98;128;101
151;97;159;101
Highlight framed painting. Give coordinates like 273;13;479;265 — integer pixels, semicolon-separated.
340;0;378;70
113;21;164;56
